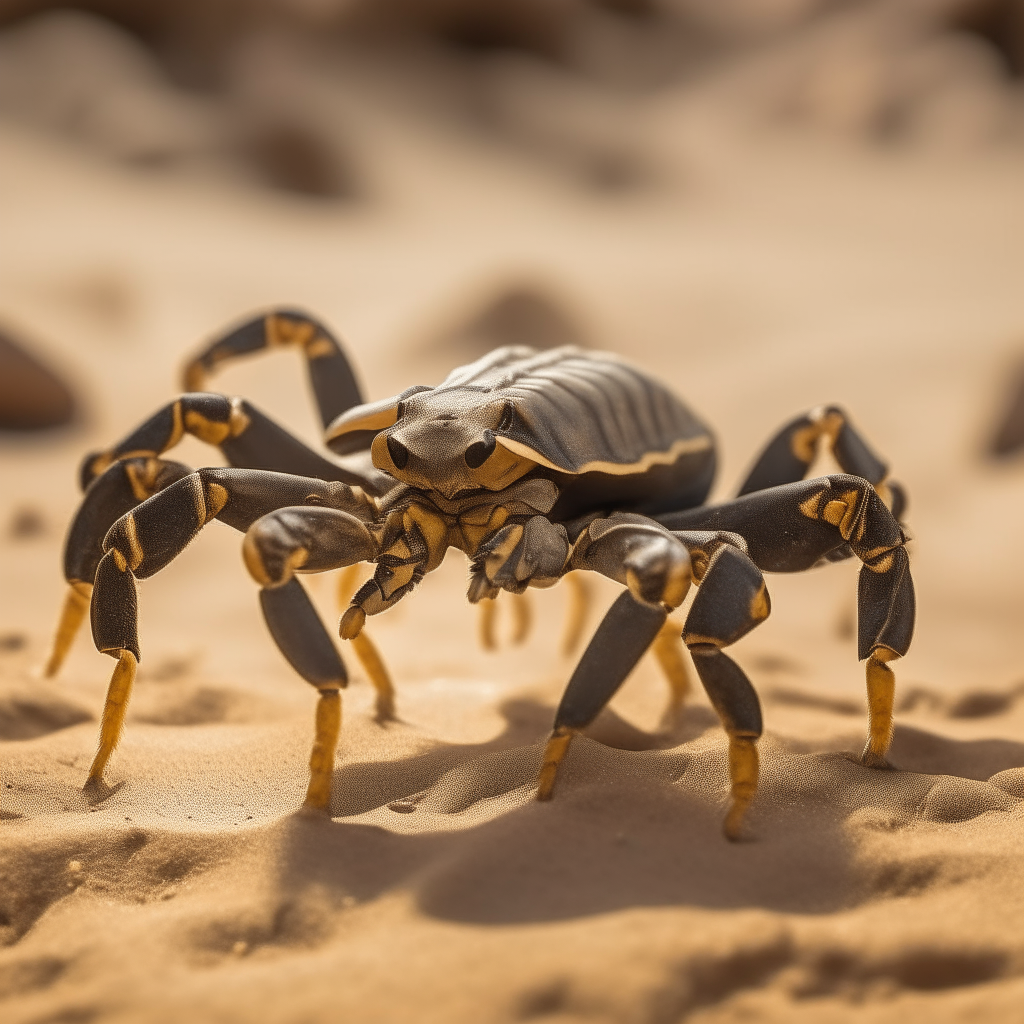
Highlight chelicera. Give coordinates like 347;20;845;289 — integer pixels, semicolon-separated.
45;310;914;839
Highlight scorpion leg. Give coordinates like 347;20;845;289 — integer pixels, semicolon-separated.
560;571;594;657
537;520;691;799
182;309;363;431
46;457;192;676
737;404;906;519
661;474;915;773
85;469;375;801
537;591;668;801
336;564;395;720
679;543;770;841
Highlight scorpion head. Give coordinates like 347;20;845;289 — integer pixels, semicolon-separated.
370;389;536;498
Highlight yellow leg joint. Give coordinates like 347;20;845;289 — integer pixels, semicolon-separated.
44;582;92;677
723;735;759;842
536;727;575;802
85;649;138;797
510;591;532;646
349;632;395;721
651;617;690;722
561;571;593;657
303;688;342;813
863;647;898;767
478;598;497;651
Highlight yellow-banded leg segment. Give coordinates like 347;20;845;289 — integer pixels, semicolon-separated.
305;688;342;812
81;393;375;495
336;565;396;720
537;590;667;801
46;457;192;678
182;310;364;431
84;649;138;798
661;474;914;791
651;616;691;725
863;647;898;767
84;468;374;797
681;543;770;841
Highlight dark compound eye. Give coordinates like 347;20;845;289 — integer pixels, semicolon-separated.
386;435;409;469
465;429;496;469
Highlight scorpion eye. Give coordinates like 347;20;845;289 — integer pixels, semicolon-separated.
386;435;409;470
465;430;496;469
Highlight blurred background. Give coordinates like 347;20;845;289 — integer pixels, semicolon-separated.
3;0;1024;704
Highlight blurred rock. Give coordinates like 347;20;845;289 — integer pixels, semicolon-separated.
430;284;587;361
0;328;77;431
7;507;48;539
987;360;1024;457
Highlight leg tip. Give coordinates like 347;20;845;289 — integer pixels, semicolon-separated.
860;748;894;769
339;606;365;640
83;776;119;805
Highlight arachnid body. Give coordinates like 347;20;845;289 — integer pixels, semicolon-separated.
47;310;914;838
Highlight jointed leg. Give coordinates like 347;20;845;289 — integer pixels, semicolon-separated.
83;469;376;800
537;591;668;800
679;543;771;840
560;571;593;656
336;565;395;720
661;475;915;773
46;456;192;677
737;404;906;520
182;310;364;431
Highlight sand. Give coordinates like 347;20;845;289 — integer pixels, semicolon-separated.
3;79;1024;1022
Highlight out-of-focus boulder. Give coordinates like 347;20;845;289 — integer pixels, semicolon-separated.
988;361;1024;457
428;284;588;362
0;327;77;431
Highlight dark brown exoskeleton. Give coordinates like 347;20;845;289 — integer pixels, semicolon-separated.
45;311;913;838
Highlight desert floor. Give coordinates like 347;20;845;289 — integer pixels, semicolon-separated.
2;99;1024;1023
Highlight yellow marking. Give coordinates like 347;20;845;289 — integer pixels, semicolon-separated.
536;727;575;801
111;549;128;573
661;556;691;610
205;482;229;520
122;513;144;571
124;459;161;503
483;524;525;582
228;397;251;438
44;582;93;677
470;442;537;491
267;313;316;350
866;552;895;574
561;571;592;656
340;605;365;640
303;688;342;812
88;452;115;480
337;564;363;607
651;618;690;718
305;337;336;359
511;591;532;645
749;583;770;622
84;649;138;794
405;505;450;572
478;598;497;651
167;400;185;449
862;648;898;766
821;500;848;527
790;422;820;464
798;492;824;520
183;362;205;392
875;479;893;510
349;632;395;720
496;433;713;477
184;410;231;446
682;632;721;648
723;735;759;841
191;475;208;525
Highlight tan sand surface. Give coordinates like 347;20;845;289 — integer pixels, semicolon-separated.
3;91;1024;1022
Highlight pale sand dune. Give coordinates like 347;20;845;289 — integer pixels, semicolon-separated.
3;91;1024;1022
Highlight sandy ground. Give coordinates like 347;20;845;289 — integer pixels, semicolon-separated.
3;86;1024;1023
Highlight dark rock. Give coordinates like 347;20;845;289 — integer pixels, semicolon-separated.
0;328;77;431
